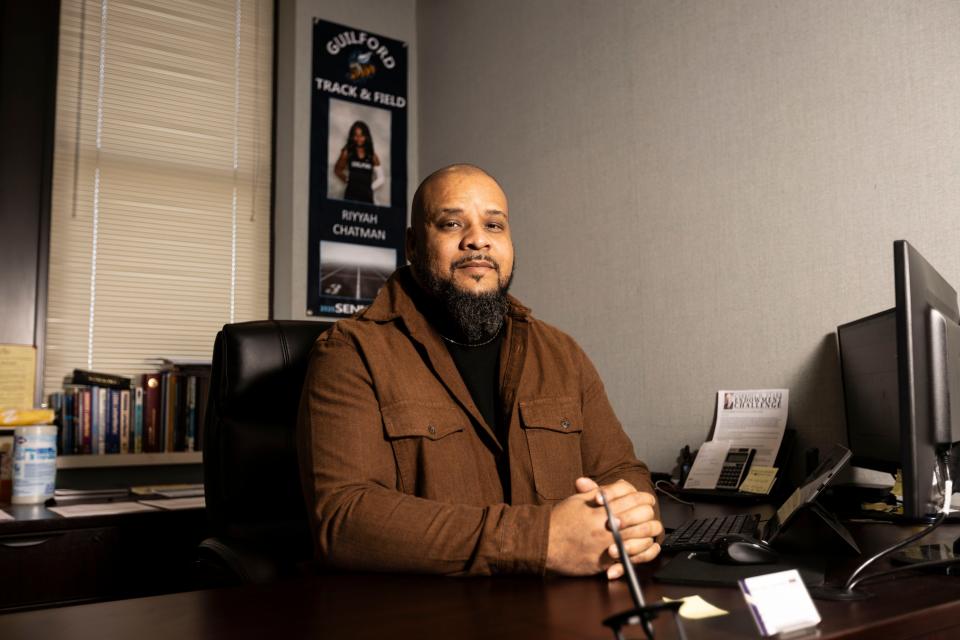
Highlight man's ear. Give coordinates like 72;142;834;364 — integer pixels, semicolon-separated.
404;227;417;265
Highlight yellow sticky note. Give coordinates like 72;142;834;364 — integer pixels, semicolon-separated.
663;595;728;620
0;345;36;410
891;470;903;501
740;466;778;494
861;501;896;513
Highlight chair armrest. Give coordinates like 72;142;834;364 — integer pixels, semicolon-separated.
196;536;282;585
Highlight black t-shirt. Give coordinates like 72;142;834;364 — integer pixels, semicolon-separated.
443;331;504;440
444;329;510;498
344;150;374;203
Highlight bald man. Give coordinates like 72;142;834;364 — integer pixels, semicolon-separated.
297;164;661;578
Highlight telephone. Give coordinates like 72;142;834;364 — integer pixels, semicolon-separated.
675;429;795;500
716;447;756;490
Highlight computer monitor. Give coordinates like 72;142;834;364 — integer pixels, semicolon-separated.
837;309;899;473
837;240;960;519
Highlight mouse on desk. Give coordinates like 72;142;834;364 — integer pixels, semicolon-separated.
709;533;780;565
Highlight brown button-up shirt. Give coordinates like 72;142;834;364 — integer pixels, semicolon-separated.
297;267;655;576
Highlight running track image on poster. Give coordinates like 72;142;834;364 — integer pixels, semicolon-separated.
319;240;396;300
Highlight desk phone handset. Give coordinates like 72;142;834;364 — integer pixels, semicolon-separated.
716;447;756;490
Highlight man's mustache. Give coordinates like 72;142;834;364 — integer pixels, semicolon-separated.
451;255;500;272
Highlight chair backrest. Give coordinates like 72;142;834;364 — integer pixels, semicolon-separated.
203;319;332;559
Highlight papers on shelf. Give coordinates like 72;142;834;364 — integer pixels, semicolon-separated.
138;496;205;510
0;509;13;521
53;488;131;504
49;502;158;517
713;389;788;467
155;487;204;499
130;483;203;498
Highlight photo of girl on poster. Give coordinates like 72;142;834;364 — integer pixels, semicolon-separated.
335;120;382;203
327;99;392;207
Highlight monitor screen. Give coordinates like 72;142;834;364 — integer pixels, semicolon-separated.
837;240;960;519
837;310;899;473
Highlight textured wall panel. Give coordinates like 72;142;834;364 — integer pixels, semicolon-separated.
418;0;960;474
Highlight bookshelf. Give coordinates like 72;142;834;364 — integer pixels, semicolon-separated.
57;451;202;469
1;428;202;469
46;365;212;467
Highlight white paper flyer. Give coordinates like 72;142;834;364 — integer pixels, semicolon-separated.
713;389;788;468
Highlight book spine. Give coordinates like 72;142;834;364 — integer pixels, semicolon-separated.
143;374;162;452
63;393;75;455
97;387;107;455
165;373;177;453
89;387;99;454
159;373;169;452
49;392;65;453
186;375;197;452
108;388;120;453
120;388;130;454
174;373;187;451
72;369;132;389
81;388;92;454
133;385;143;454
71;390;80;452
70;388;82;454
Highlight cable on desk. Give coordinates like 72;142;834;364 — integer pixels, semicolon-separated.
812;449;954;600
654;480;695;508
843;450;952;592
840;511;947;591
846;557;960;592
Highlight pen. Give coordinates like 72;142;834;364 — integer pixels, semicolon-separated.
598;488;646;608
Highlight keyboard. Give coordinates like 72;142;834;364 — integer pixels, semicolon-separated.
661;513;761;551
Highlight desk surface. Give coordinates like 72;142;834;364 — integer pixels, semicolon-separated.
2;517;960;639
0;500;203;529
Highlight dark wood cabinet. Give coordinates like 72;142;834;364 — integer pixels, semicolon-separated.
0;504;206;611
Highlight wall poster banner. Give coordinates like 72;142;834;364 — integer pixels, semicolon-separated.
307;19;407;318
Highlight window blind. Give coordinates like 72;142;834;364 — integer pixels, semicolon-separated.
45;0;273;396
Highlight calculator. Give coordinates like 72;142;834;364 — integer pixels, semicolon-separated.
716;447;757;490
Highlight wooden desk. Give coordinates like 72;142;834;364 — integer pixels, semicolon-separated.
1;519;959;639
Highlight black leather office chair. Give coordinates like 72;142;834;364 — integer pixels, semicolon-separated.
197;319;332;585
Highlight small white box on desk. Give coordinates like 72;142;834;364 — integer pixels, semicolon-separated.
739;569;821;636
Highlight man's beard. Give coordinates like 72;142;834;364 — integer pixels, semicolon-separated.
412;254;513;344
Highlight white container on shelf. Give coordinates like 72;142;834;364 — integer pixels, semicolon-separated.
12;425;58;504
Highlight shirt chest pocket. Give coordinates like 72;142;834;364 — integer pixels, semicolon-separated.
381;402;470;496
519;398;584;500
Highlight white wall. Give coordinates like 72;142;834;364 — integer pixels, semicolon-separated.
274;0;418;320
417;0;960;474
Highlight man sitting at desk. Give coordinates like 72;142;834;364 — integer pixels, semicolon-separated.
297;164;662;579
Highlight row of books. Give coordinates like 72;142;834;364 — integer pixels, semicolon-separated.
49;366;211;455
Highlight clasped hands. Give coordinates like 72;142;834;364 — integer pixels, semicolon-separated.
546;477;662;580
